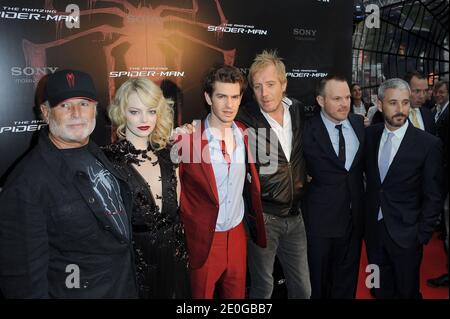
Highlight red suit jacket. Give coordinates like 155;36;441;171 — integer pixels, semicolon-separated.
178;119;266;269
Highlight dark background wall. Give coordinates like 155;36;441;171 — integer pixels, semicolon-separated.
0;0;353;185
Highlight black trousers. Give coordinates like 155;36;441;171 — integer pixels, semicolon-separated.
307;220;362;299
366;220;423;299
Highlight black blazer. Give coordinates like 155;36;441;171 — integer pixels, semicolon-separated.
435;106;448;165
364;123;442;249
0;129;137;298
303;113;365;237
435;106;449;191
371;107;436;135
418;106;436;135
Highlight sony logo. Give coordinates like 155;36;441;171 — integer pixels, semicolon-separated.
293;29;317;37
11;66;59;76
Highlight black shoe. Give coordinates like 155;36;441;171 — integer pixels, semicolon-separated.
427;274;449;287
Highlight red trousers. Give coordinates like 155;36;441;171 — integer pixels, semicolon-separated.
190;222;247;299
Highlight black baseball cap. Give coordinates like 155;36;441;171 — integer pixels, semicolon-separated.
44;69;98;107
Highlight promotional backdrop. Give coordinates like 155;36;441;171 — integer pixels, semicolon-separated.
0;0;353;184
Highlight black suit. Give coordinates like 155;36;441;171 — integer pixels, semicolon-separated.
416;106;436;135
371;110;384;125
303;112;365;298
435;105;449;249
435;105;449;181
364;123;442;298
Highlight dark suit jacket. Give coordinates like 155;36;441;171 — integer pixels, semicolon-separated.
364;123;443;249
435;106;448;164
178;120;266;269
371;110;384;125
371;107;436;135
435;105;449;191
418;106;436;135
303;113;365;237
0;129;137;298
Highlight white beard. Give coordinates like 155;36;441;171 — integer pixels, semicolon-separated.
47;114;96;143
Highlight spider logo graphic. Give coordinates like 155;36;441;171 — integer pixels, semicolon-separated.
23;0;236;123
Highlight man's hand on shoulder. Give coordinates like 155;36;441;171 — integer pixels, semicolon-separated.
170;120;197;140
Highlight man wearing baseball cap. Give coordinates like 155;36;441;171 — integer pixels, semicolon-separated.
0;69;137;298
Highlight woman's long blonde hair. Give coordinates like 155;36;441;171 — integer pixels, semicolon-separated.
108;77;174;150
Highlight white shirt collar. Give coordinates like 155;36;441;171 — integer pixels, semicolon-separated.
205;114;241;144
259;97;293;161
320;111;351;130
383;119;409;140
282;96;293;107
259;97;291;117
259;98;292;129
439;101;449;112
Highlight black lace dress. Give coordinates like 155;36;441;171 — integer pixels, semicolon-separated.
102;140;190;299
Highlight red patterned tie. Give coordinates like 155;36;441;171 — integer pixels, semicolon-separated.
220;140;231;173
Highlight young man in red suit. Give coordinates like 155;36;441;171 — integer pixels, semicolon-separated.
177;65;266;299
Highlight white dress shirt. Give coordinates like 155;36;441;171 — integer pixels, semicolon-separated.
205;116;246;231
378;120;409;168
321;112;360;171
377;121;409;220
260;97;293;161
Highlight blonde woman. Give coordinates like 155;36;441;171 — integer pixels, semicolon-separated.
103;77;190;298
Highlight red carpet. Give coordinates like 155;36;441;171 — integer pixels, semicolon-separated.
356;232;449;299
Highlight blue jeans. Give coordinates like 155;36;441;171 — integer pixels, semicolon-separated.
247;213;311;299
